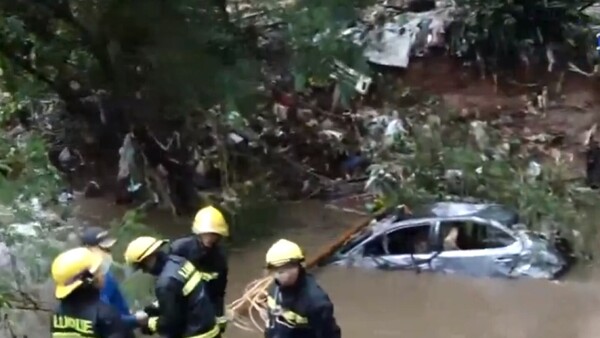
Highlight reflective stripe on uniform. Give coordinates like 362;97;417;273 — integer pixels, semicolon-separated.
52;314;95;337
147;315;219;337
178;261;217;296
186;324;221;338
148;317;158;332
267;295;308;325
182;271;202;296
146;261;219;335
202;272;218;281
217;316;228;331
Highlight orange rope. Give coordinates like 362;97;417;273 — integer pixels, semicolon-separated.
226;204;411;332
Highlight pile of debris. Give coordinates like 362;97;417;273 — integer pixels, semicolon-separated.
26;0;598;216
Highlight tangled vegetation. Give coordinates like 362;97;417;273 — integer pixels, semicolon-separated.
448;0;598;71
0;0;598;333
366;97;600;256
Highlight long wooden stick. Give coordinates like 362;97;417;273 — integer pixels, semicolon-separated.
229;215;373;316
228;204;411;328
304;217;372;269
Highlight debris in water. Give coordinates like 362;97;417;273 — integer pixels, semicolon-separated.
83;181;102;198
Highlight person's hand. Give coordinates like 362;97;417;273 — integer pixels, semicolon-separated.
134;311;149;326
143;303;160;316
218;321;227;334
140;325;153;335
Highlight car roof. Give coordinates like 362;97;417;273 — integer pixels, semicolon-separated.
384;202;520;228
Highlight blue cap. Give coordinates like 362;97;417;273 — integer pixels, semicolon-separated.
80;226;116;249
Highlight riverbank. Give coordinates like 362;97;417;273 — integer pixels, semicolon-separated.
5;196;600;337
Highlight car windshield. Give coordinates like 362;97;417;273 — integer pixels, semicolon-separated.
338;228;373;255
476;205;519;227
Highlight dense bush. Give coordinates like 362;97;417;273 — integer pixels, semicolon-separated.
367;99;600;256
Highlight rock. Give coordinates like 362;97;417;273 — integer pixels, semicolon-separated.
469;121;489;150
66;231;80;246
8;222;42;237
383;115;408;146
0;204;16;224
58;190;74;204
526;161;542;181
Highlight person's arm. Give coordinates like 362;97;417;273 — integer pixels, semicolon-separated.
308;299;341;338
214;246;228;317
146;281;186;337
97;304;135;338
168;237;192;258
213;270;228;333
120;314;139;329
214;270;227;317
105;271;132;316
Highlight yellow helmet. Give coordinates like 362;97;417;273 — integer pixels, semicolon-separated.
51;247;104;299
191;206;229;237
123;236;167;265
265;239;304;268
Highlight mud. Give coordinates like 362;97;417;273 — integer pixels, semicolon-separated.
401;56;600;177
72;199;600;338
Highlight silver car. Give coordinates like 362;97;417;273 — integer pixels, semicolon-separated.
328;202;573;279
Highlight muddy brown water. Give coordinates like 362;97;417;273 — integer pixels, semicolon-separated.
70;199;600;338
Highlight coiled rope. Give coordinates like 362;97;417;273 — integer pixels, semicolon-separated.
225;213;383;332
226;276;273;332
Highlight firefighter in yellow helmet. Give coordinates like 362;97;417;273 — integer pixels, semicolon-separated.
168;205;229;332
264;239;341;338
124;236;221;338
50;247;134;338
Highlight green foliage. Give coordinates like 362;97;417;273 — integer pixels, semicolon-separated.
449;0;598;68
0;0;598;318
280;0;373;89
108;209;158;306
0;134;60;212
0;109;64;314
0;0;374;129
369;102;600;255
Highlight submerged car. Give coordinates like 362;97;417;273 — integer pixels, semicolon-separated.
326;202;574;279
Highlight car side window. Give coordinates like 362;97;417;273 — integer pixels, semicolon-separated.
363;236;385;256
439;220;515;251
384;224;432;255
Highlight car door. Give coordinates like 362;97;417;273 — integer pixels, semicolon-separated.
431;216;523;278
359;221;438;271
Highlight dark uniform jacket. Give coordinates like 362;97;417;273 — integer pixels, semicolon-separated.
169;236;228;319
51;288;134;338
147;254;221;338
265;270;341;338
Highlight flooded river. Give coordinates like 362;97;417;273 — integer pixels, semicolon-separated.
73;199;600;338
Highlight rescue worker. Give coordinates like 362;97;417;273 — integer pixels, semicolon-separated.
50;247;134;338
264;239;341;338
123;236;221;338
169;205;229;332
79;227;141;329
